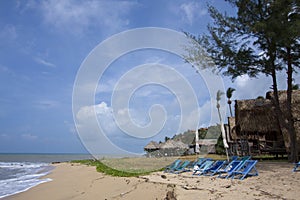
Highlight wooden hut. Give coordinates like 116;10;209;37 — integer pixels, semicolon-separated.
144;141;160;157
234;90;300;156
235;98;284;155
159;140;189;156
266;90;300;152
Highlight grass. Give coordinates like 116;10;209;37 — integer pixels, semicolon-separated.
70;154;227;177
71;159;159;177
71;154;288;177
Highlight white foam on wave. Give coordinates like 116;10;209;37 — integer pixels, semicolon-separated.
0;162;53;198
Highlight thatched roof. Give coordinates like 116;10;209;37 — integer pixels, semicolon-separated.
235;98;280;133
144;141;159;150
266;90;300;149
266;90;300;118
235;90;300;151
160;140;189;149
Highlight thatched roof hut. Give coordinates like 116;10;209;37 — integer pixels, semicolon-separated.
144;141;159;151
266;90;300;150
160;140;189;149
234;90;300;153
235;98;280;134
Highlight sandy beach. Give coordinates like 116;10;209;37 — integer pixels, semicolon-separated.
4;161;300;200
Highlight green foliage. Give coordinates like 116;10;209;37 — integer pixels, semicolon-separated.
216;90;224;102
184;0;300;162
71;160;154;177
206;125;222;139
226;87;235;99
171;126;221;144
164;136;170;142
215;135;226;155
292;84;299;90
184;0;299;79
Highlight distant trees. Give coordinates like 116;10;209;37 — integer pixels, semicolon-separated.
164;136;170;142
184;0;300;162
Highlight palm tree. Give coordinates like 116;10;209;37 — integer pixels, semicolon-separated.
226;87;236;117
216;90;224;120
216;90;229;161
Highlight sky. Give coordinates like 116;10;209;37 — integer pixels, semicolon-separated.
0;0;298;155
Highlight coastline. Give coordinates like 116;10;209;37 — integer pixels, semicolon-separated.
3;162;170;200
3;161;300;200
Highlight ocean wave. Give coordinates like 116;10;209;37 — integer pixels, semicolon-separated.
0;162;53;198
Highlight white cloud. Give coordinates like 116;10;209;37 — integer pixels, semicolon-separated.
34;57;56;68
236;74;250;88
34;0;136;35
179;2;207;25
76;102;116;134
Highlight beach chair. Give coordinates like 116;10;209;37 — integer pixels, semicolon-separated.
293;161;300;172
193;160;214;175
203;160;226;176
186;158;205;169
231;156;239;161
216;160;242;179
231;160;258;180
171;160;191;174
239;156;251;162
164;159;181;172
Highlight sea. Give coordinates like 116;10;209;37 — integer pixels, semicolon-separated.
0;153;93;199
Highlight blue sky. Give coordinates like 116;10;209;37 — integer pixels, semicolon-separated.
0;0;297;154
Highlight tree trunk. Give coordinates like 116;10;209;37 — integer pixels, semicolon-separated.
269;56;288;158
286;47;298;162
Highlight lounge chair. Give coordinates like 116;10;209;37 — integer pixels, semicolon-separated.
293;161;300;172
216;160;242;179
203;160;227;176
164;159;181;172
239;156;251;162
193;160;214;175
231;160;258;180
231;156;239;161
186;157;206;169
171;160;191;174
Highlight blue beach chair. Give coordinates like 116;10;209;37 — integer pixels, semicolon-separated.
217;160;242;179
193;160;214;175
186;158;204;169
194;158;212;167
164;159;181;172
231;160;258;180
171;160;191;173
293;161;300;172
203;160;226;176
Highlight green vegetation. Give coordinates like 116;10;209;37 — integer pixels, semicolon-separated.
71;159;157;177
172;125;222;144
215;135;226;155
184;0;300;162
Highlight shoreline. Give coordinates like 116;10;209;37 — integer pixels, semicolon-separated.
4;162;170;200
3;161;300;200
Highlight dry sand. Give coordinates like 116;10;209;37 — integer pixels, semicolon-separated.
4;161;300;200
